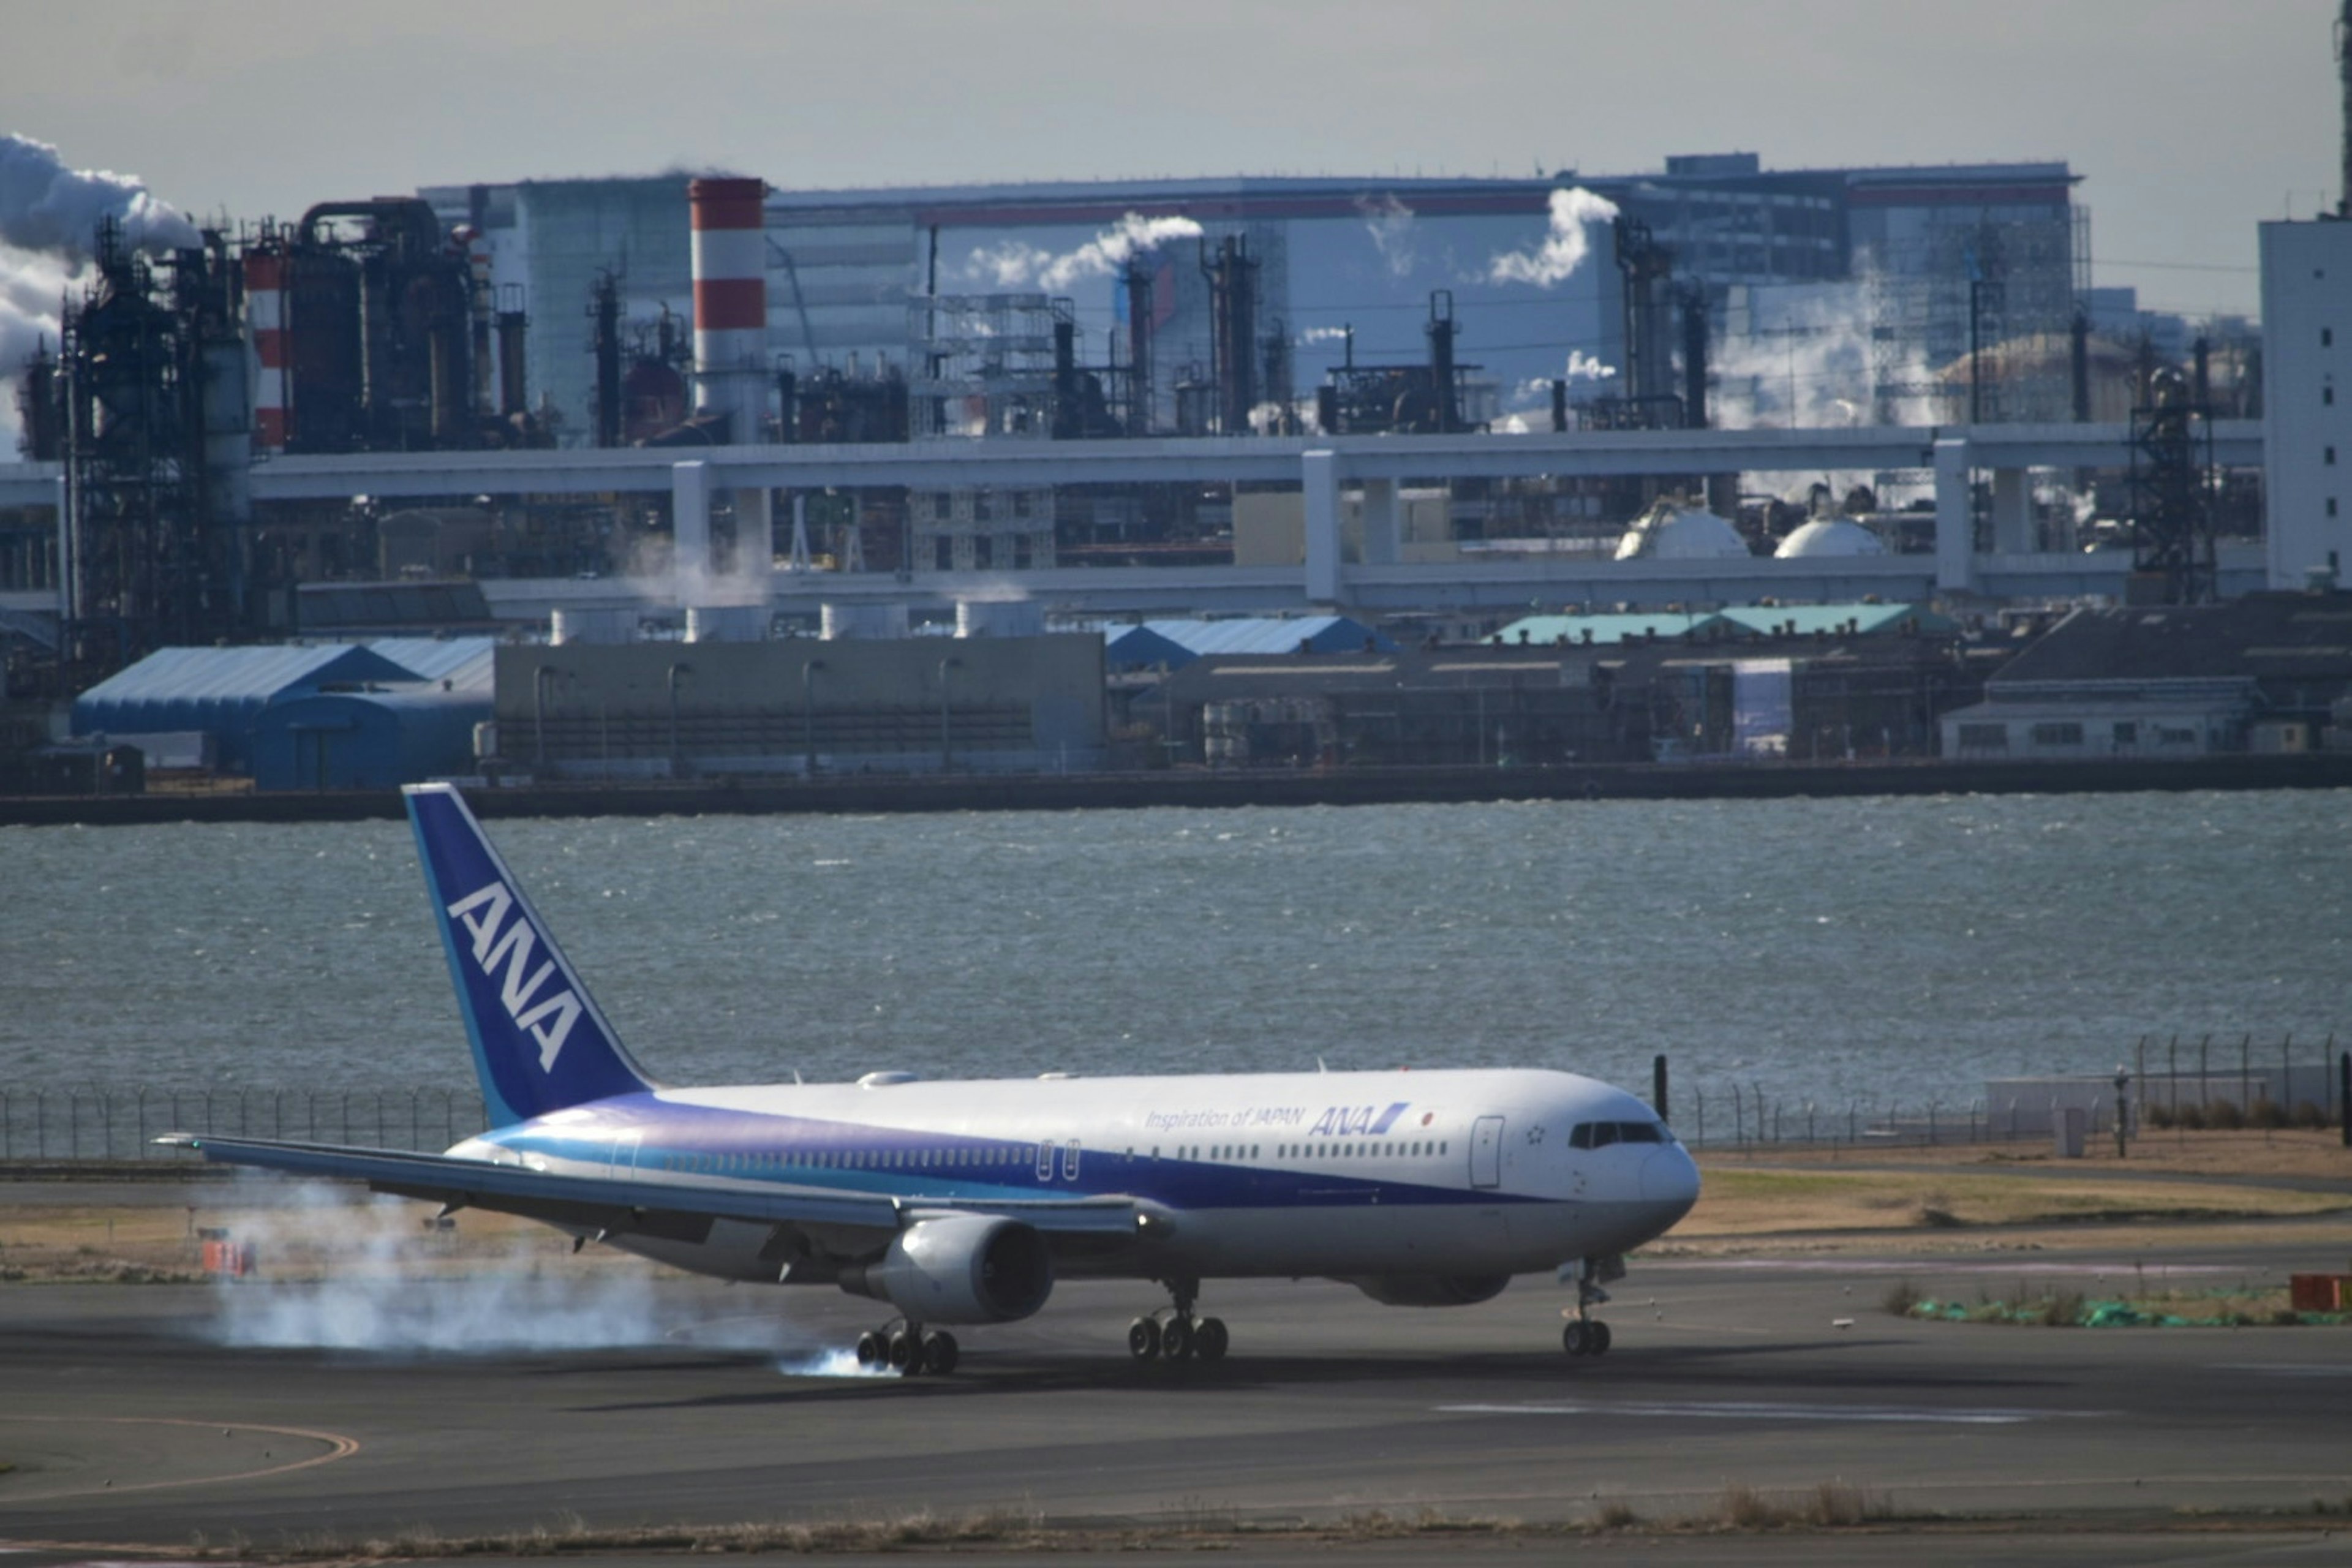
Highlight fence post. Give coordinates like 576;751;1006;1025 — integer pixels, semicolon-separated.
1693;1085;1705;1148
35;1090;46;1158
2;1088;10;1161
1732;1085;1745;1145
1753;1083;1766;1146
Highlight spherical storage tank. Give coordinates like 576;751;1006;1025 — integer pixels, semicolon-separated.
1773;518;1887;559
1613;503;1751;562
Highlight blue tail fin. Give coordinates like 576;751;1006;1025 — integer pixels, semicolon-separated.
404;783;655;1126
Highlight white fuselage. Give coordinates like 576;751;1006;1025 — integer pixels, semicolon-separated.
451;1066;1700;1285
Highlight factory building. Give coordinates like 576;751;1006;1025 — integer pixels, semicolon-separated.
427;156;2081;448
2260;217;2352;590
1939;592;2352;758
488;633;1104;780
69;638;493;790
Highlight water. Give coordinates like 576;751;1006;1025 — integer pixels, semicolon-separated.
2;792;2346;1117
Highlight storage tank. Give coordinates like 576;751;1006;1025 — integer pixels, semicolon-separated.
1773;518;1888;559
821;602;910;640
1613;501;1752;562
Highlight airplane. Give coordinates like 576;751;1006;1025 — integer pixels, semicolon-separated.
163;782;1702;1375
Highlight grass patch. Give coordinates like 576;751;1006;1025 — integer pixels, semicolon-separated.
1705;1482;1889;1529
1898;1281;2350;1329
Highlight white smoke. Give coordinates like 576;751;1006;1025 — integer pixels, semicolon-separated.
1563;349;1615;383
965;213;1204;294
202;1179;886;1375
1;133;200;457
1488;187;1618;288
1298;325;1352;346
0;132;200;259
1710;277;1942;430
1356;192;1417;279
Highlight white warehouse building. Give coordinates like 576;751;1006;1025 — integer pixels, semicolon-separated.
2260;217;2352;590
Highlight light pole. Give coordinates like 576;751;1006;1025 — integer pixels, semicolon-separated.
666;661;693;778
532;664;560;768
801;658;826;776
938;655;961;773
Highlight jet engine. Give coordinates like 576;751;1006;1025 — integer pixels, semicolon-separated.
1340;1272;1512;1308
837;1216;1054;1325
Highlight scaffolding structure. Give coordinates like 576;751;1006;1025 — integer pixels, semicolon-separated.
907;293;1064;440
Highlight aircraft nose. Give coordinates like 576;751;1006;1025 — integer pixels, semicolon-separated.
1640;1144;1702;1218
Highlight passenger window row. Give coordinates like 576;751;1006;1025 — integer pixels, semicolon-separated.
1163;1140;1451;1162
661;1145;1042;1174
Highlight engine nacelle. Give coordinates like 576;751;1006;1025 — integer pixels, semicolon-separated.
837;1216;1054;1325
1341;1272;1512;1308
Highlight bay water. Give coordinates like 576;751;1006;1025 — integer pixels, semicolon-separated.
3;790;2346;1124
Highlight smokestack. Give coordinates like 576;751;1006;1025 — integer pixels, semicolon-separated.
244;249;290;453
688;177;769;442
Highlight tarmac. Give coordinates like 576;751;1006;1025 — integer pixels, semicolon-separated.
2;1207;2350;1564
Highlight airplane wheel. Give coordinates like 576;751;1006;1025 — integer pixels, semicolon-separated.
1128;1316;1163;1361
1160;1314;1195;1362
922;1330;959;1376
1562;1320;1592;1357
888;1329;918;1372
856;1330;886;1369
1194;1316;1229;1362
1589;1320;1612;1357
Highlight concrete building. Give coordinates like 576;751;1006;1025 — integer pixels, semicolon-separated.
2260;217;2352;590
489;635;1104;779
1938;592;2352;757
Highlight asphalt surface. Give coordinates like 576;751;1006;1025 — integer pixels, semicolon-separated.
2;1233;2350;1562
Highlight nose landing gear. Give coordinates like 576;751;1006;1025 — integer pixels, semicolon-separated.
1129;1278;1227;1363
1561;1256;1615;1358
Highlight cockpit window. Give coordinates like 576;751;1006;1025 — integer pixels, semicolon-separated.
1569;1120;1670;1149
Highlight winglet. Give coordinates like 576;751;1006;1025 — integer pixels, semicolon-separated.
403;783;655;1126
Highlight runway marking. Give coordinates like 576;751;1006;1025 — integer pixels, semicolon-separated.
2212;1362;2352;1378
1437;1398;2101;1425
1648;1259;2237;1275
0;1415;361;1499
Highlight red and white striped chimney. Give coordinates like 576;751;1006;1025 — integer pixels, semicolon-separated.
688;177;769;442
244;249;289;453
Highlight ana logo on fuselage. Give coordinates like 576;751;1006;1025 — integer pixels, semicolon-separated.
445;881;582;1071
1310;1101;1411;1138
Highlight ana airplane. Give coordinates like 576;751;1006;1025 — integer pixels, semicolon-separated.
165;783;1700;1374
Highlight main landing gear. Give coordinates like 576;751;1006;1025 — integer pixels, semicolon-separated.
1128;1278;1227;1364
854;1317;960;1376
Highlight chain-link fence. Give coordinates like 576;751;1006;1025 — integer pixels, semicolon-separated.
0;1085;490;1162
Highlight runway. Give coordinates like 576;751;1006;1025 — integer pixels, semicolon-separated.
2;1235;2350;1559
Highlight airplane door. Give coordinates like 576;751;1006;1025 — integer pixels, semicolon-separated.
1469;1116;1504;1189
608;1129;641;1176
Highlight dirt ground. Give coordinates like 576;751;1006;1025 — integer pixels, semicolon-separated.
1669;1128;2352;1257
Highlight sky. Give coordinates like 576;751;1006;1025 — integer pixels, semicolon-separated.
1;0;2340;322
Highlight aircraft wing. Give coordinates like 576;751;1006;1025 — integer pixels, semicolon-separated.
154;1134;1148;1242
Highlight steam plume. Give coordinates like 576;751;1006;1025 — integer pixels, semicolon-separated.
1;132;200;455
966;213;1204;293
1355;192;1417;279
0;132;199;258
1488;187;1617;288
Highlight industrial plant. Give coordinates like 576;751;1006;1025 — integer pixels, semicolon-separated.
3;6;2351;798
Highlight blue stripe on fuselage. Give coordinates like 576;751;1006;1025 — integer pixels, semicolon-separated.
477;1096;1534;1210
